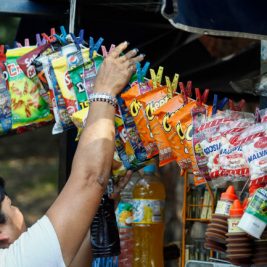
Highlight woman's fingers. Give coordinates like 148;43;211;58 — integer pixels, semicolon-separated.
109;41;129;58
126;54;146;71
119;48;139;62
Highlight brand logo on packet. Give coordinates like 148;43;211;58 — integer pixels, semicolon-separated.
162;113;173;132
68;54;79;69
26;65;36;78
25;54;38;68
7;63;22;77
130;99;142;117
145;96;169;121
247;150;267;163
255;137;267;149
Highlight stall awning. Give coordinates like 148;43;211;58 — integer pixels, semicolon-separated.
161;0;267;40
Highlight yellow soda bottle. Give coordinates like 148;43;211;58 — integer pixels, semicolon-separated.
132;163;166;267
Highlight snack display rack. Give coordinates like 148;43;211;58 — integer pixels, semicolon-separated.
181;171;215;267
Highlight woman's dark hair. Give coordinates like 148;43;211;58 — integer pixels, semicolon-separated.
0;177;7;224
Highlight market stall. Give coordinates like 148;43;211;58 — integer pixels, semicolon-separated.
0;1;267;267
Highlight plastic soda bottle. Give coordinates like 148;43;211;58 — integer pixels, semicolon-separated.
116;172;140;267
132;163;166;267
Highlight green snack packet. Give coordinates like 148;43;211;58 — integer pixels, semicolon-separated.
6;47;52;129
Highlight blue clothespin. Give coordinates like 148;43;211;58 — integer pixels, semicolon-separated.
77;29;84;45
136;61;150;83
54;25;68;45
212;94;228;115
69;33;80;50
89;36;104;58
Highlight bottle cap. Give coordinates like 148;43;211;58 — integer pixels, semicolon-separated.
229;199;244;217
143;164;156;173
220;185;237;201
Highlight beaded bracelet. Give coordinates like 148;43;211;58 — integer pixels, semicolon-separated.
88;92;118;108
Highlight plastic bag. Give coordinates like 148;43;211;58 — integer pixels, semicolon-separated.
6;47;52;130
121;80;155;158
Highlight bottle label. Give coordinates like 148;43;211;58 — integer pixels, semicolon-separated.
215;200;231;216
228;218;244;233
115;202;133;228
132;199;164;224
245;188;267;224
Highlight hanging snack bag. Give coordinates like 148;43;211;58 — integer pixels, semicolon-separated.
137;85;171;162
169;89;212;183
218;118;255;185
192;113;225;183
121;79;154;158
114;111;136;170
39;51;73;134
192;95;228;183
242;129;267;186
154;81;193;170
51;47;87;116
259;108;267;123
17;42;51;105
68;49;103;110
200;111;255;187
116;62;149;163
6;47;52;130
0;68;12;134
0;45;8;88
154;93;191;169
147;74;180;167
0;46;12;134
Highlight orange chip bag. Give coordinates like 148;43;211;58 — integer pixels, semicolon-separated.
138;86;172;163
168;89;212;183
153;93;191;167
121;80;157;158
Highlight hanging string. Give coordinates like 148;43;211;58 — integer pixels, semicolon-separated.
69;0;77;34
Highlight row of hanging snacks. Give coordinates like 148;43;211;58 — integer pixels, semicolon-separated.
193;107;267;189
0;26;266;185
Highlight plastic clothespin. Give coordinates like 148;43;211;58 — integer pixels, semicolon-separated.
212;94;228;115
166;73;179;98
195;87;209;106
53;25;68;45
77;29;84;44
179;81;192;104
150;66;163;89
136;61;150;83
36;33;44;46
0;45;5;55
229;99;246;111
24;38;30;47
69;33;80;50
41;28;57;43
101;44;115;57
89;37;104;59
13;41;22;48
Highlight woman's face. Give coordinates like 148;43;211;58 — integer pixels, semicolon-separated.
0;196;26;248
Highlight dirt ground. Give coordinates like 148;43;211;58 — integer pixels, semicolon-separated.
0;125;59;225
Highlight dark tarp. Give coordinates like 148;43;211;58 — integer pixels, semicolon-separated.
161;0;267;40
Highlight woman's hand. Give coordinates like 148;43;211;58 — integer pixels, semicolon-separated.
94;41;145;96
